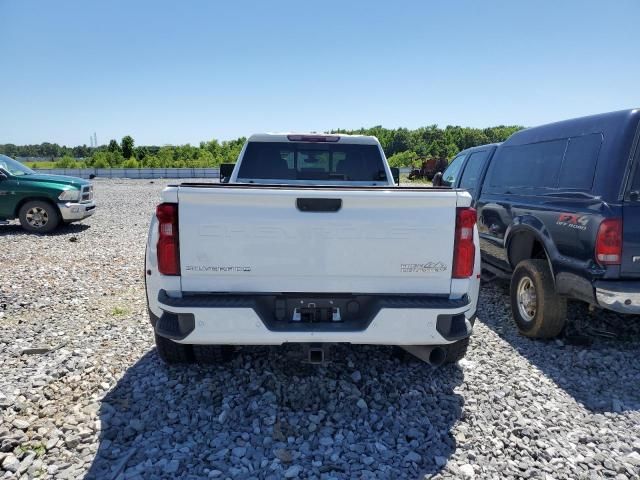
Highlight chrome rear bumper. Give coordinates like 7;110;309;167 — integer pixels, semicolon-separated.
595;281;640;314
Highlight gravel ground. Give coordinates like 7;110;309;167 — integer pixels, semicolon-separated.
1;178;639;480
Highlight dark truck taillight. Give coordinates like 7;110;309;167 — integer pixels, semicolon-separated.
156;203;180;275
453;207;476;278
595;218;622;265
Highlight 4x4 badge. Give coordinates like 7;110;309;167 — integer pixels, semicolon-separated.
633;256;640;263
556;213;589;231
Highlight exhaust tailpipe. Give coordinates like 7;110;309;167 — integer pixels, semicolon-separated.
400;345;447;367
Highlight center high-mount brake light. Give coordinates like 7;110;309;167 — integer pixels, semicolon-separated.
452;207;476;278
156;203;180;275
595;218;622;265
287;134;340;143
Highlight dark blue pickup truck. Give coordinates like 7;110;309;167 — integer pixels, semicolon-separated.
436;109;640;338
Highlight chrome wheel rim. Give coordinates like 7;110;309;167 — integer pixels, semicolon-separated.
26;207;49;228
517;276;537;322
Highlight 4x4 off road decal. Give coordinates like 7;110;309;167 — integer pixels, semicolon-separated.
401;262;447;273
556;213;589;231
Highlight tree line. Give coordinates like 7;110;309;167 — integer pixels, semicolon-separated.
0;124;522;169
331;125;522;167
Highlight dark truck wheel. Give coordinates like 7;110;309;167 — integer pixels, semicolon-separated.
444;337;470;363
154;334;193;364
510;259;567;338
18;200;60;233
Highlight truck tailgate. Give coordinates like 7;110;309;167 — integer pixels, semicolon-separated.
177;186;460;294
621;202;640;277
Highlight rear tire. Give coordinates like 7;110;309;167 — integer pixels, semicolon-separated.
155;334;193;364
510;259;566;338
18;200;60;233
193;344;234;364
444;337;470;364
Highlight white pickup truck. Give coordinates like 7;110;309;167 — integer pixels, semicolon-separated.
145;133;480;366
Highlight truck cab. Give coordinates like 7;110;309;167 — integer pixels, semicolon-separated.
441;109;640;338
434;143;500;200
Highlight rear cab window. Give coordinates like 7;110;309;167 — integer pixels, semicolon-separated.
630;156;640;200
441;154;467;186
488;139;567;191
237;142;388;184
459;150;490;198
558;134;602;190
485;134;603;194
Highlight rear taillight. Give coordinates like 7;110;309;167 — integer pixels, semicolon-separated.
453;207;476;278
595;218;622;265
156;203;180;275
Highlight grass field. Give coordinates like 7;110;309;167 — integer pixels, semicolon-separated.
24;161;57;169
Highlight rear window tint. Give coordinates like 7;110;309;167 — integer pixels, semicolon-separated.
237;142;387;182
488;139;567;190
630;145;640;193
558;133;602;190
631;165;640;195
459;150;490;195
441;154;467;186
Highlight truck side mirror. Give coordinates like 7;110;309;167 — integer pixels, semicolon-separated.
219;163;235;183
390;167;400;186
432;172;443;187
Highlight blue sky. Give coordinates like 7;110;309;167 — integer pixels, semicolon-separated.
1;0;638;146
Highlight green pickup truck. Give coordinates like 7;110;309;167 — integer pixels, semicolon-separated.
0;155;96;233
